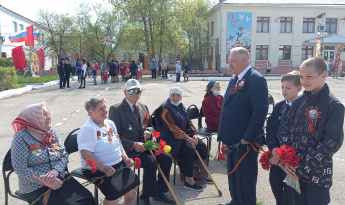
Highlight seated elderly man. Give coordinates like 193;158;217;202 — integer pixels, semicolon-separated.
108;79;174;205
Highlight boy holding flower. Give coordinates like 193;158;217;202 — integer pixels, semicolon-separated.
266;71;302;205
280;57;344;205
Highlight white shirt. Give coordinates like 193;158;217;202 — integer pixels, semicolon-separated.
82;64;87;77
286;100;292;107
78;118;122;167
235;65;251;83
125;98;139;112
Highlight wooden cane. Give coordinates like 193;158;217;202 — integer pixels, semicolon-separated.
149;150;180;205
195;150;223;197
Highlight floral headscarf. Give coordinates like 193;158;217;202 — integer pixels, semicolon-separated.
12;102;52;148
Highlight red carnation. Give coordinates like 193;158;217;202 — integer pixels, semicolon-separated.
86;159;97;173
218;153;226;161
276;145;301;167
221;146;227;154
259;150;273;171
134;158;141;169
153;131;160;138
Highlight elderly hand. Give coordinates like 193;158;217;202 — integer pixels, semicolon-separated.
47;177;63;190
133;142;146;152
241;139;250;144
143;130;151;142
102;166;116;177
124;157;134;168
192;135;198;145
187;138;197;147
43;169;59;184
285;164;296;177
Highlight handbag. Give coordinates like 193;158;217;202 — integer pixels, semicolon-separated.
193;159;208;181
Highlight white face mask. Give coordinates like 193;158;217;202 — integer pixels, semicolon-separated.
213;90;220;96
170;100;182;107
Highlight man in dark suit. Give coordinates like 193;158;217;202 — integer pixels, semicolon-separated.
109;79;174;205
57;57;65;89
63;57;72;88
218;47;268;205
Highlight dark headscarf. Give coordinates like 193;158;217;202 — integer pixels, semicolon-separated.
204;80;218;98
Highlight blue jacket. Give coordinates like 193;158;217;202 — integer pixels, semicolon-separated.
218;67;268;146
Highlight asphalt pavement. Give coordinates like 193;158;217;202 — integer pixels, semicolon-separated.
0;75;344;205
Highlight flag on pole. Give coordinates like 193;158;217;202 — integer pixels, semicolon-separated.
25;25;34;46
38;49;45;69
34;32;39;41
12;46;27;69
9;31;28;43
316;12;326;19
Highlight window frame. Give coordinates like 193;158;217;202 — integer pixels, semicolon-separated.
280;17;293;33
256;17;270;33
326;18;337;34
256;45;269;60
302;45;314;60
303;18;315;33
279;45;292;60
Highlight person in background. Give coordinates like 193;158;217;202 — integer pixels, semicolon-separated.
78;98;139;205
103;70;108;84
11;102;96;205
76;59;81;83
79;59;87;89
183;62;189;82
137;59;143;82
280;57;344;205
266;60;272;74
327;59;334;77
129;60;138;79
63;57;72;88
202;80;223;131
266;71;302;205
87;60;91;78
71;59;76;76
151;58;157;79
57;58;65;89
161;59;167;79
175;61;181;82
101;60;106;84
115;61;119;82
109;60;117;83
91;61;97;85
120;60;126;81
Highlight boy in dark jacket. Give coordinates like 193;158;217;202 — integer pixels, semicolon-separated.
280;57;344;205
266;70;302;205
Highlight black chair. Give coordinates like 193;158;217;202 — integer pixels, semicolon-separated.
3;149;28;205
64;128;99;204
267;93;275;117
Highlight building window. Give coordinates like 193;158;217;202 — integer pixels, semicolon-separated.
279;45;291;60
326;18;337;34
256;45;268;60
303;18;315;33
302;45;314;60
13;21;18;32
211;21;214;37
280;17;293;33
256;17;269;33
19;24;24;30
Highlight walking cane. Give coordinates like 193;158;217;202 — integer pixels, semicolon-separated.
148;150;180;205
195;150;223;197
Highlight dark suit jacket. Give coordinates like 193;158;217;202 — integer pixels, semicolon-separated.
266;100;286;151
109;98;154;158
218;67;268;146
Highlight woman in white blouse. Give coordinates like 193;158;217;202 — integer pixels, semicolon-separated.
78;98;139;205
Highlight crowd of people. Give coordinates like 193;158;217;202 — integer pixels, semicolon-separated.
10;47;344;205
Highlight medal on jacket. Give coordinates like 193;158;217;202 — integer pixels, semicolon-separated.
230;79;246;94
97;131;101;141
305;106;322;133
129;125;132;130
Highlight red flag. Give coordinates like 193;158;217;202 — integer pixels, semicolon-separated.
25;25;34;46
12;46;27;69
341;17;345;20
38;49;45;69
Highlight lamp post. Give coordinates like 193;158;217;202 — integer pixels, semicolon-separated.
78;29;83;58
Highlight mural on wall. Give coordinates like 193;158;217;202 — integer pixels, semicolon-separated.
226;12;252;63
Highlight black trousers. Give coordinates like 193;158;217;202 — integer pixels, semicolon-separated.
292;180;330;205
176;73;181;82
162;70;167;79
138;151;172;198
21;175;96;205
178;139;207;177
63;74;70;87
59;74;64;88
151;69;156;79
227;144;258;205
269;164;292;205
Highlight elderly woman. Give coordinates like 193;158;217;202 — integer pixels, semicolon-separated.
154;86;210;192
11;102;95;205
77;98;139;205
202;80;223;131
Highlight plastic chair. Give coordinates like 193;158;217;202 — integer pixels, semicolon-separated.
64;128;99;204
3;149;28;205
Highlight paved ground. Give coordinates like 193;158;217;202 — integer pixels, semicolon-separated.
1;75;344;205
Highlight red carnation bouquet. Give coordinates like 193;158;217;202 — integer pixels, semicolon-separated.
259;144;301;194
218;145;228;161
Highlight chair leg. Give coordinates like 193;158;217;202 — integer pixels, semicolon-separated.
94;186;99;205
137;168;140;205
207;136;211;166
217;141;221;161
173;160;176;185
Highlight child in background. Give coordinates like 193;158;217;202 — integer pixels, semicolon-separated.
280;57;344;205
266;71;302;205
103;71;108;84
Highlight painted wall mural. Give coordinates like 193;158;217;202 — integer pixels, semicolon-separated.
226;12;252;63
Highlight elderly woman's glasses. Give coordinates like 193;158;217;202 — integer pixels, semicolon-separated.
127;89;141;95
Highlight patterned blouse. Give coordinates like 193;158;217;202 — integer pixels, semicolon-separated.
11;129;68;194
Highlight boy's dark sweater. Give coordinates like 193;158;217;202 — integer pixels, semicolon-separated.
280;83;344;187
266;99;287;150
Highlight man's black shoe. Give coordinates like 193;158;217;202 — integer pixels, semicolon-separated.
219;201;236;205
153;192;175;204
60;87;64;89
139;197;150;205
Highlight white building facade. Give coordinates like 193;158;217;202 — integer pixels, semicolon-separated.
206;0;345;73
